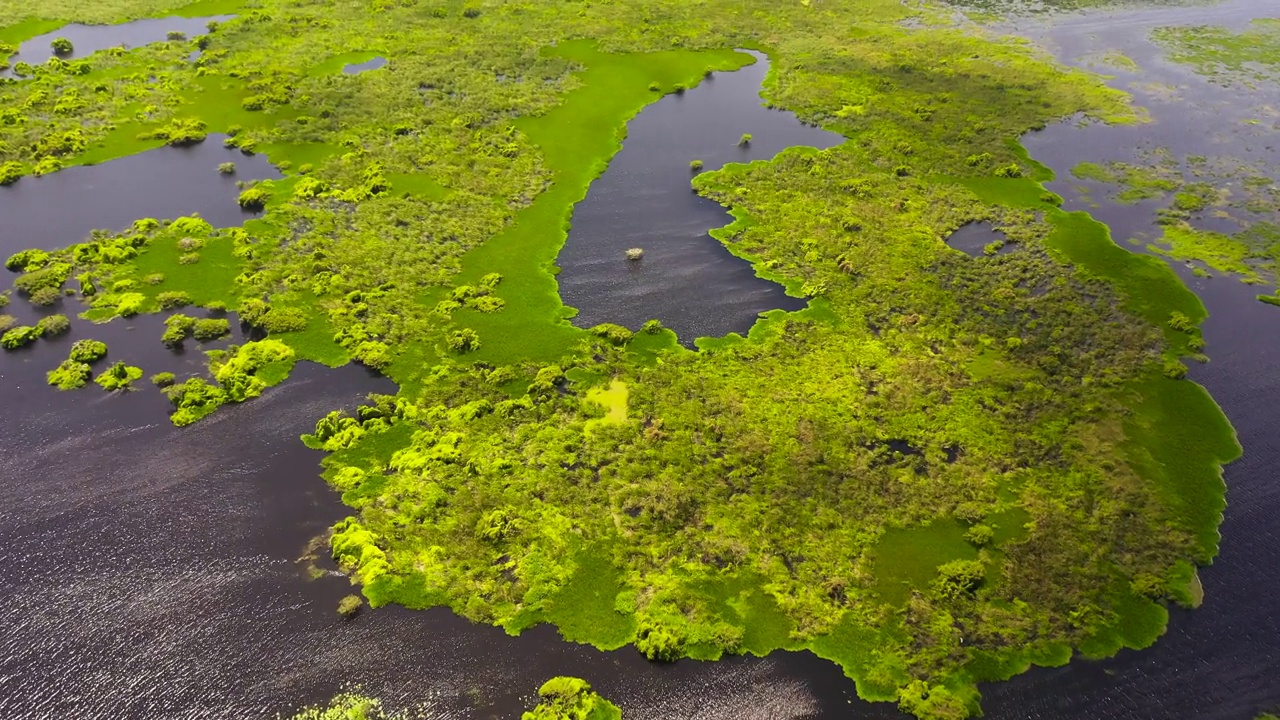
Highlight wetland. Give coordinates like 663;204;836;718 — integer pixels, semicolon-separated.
0;0;1277;719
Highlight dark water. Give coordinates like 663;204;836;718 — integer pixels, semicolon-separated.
0;136;279;258
2;3;1280;719
946;223;1014;257
555;50;843;344
344;56;387;74
2;16;230;72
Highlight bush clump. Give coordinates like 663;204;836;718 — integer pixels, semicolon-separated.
337;594;363;618
1;325;42;349
162;314;196;347
218;162;236;174
522;677;621;720
36;314;70;336
193;318;231;341
151;371;177;387
238;185;271;210
590;323;633;346
95;361;143;391
635;623;685;661
157;291;192;310
258;307;308;333
47;360;93;390
933;559;985;599
446;328;481;353
69;339;108;362
50;37;73;56
1163;359;1188;379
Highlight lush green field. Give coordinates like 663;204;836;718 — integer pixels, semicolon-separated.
0;1;1244;718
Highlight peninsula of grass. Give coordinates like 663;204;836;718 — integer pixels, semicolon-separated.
0;2;1246;718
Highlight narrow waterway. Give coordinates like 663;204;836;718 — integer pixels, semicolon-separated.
1;15;230;74
555;50;843;344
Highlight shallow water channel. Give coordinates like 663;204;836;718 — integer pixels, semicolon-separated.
0;136;279;258
1;3;1279;719
556;50;843;344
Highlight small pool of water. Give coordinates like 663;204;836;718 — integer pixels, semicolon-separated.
0;136;280;258
343;56;387;74
2;15;231;74
555;50;845;344
946;223;1014;257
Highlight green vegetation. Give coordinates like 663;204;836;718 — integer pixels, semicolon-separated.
1153;19;1280;88
95;360;143;390
523;677;622;720
47;359;93;390
1;325;41;349
0;1;1243;717
285;692;395;720
49;36;73;56
337;594;363;618
69;339;107;363
36;313;71;335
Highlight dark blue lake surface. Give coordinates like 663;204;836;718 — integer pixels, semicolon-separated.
556;50;844;344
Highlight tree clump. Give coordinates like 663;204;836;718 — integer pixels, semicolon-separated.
50;37;73;56
522;677;622;720
47;360;93;390
69;339;107;363
1;325;41;349
36;314;70;336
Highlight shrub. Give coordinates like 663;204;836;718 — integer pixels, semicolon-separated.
69;339;108;362
0;161;23;185
30;287;62;306
151;371;177;387
193;318;231;341
36;314;70;336
353;341;392;370
0;315;12;332
965;524;994;546
338;594;363;618
648;81;660;91
5;248;50;272
446;328;481;353
479;272;503;288
164;377;228;426
1;325;41;349
590;323;633;346
48;359;93;390
218;162;236;174
238;185;271;210
157;291;192;310
162;314;196;347
166;30;187;41
1163;359;1188;379
994;163;1023;178
467;295;505;313
50;37;74;56
738;133;752;146
258;307;307;333
635;623;684;661
1168;311;1195;333
144;273;166;285
642;319;664;334
933;559;985;599
95;361;143;391
690;159;704;171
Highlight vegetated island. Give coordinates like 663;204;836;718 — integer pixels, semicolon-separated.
0;0;1243;718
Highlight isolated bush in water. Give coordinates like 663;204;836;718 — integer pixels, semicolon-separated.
238;185;271;210
50;37;73;56
95;361;143;391
1;325;42;349
36;314;70;336
150;371;176;387
522;677;621;720
192;318;231;341
47;360;93;390
69;339;107;363
162;314;197;347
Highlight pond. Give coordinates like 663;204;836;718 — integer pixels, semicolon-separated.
946;223;1014;257
344;56;387;74
1;15;231;73
555;49;844;344
0;136;280;258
